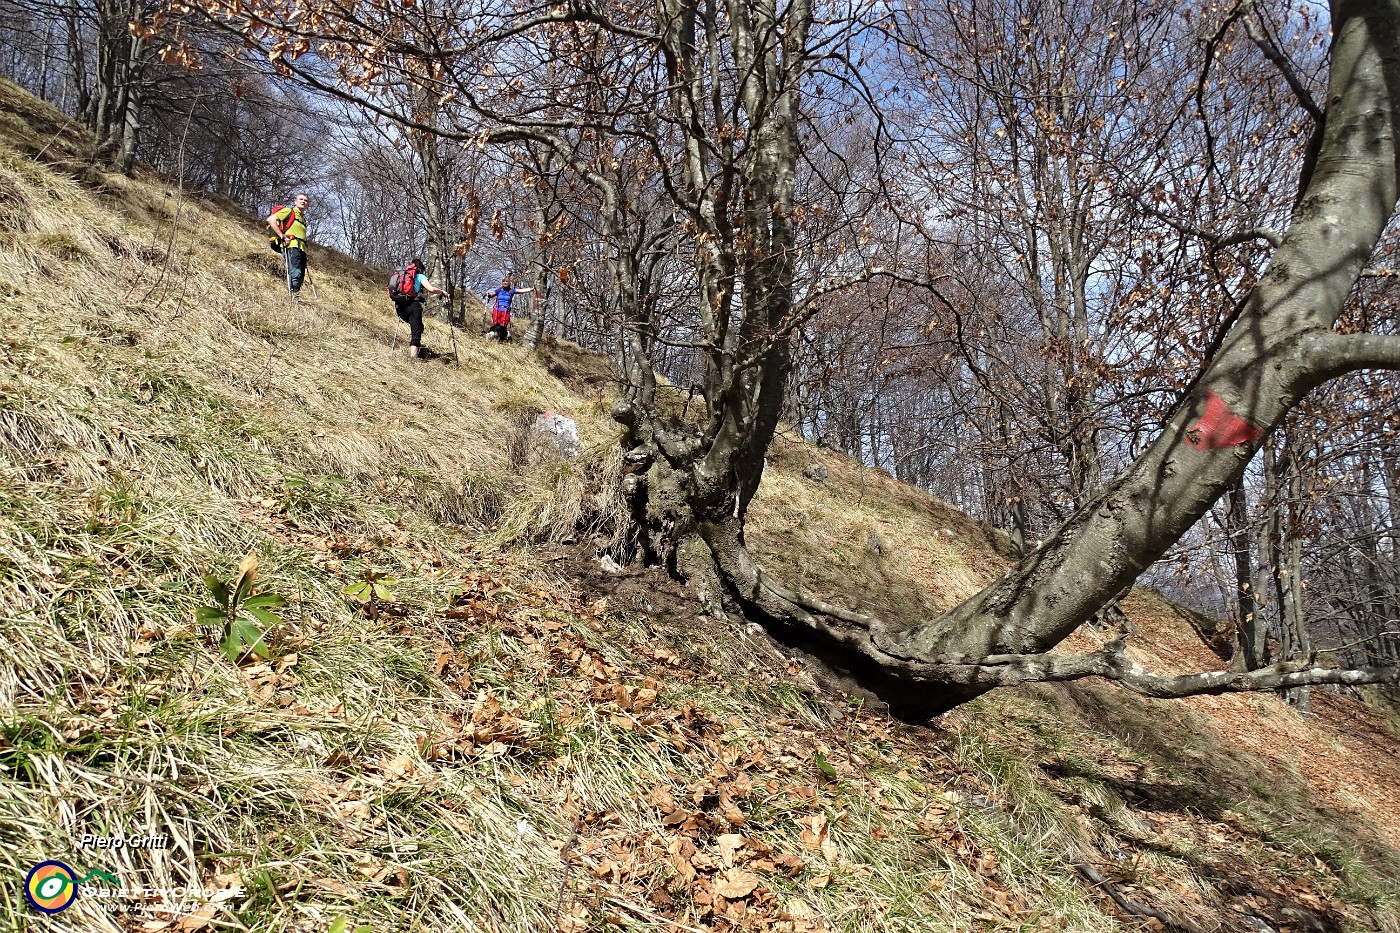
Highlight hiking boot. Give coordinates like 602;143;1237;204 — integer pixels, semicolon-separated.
408;345;421;359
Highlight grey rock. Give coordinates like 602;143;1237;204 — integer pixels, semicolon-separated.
533;411;581;460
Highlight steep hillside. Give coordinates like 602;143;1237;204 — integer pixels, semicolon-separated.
2;79;1399;933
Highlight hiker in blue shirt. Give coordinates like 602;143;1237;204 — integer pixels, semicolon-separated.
483;275;517;342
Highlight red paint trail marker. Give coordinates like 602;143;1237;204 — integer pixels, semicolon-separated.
1186;390;1264;450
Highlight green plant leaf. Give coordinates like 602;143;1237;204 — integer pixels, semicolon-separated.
245;607;282;629
195;605;226;625
204;575;230;607
219;627;244;663
243;593;286;609
815;751;838;780
236;618;269;659
222;618;269;662
371;583;394;601
232;575;253;607
329;917;347;933
344;581;372;602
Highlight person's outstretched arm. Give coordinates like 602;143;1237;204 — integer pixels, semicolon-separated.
416;274;449;298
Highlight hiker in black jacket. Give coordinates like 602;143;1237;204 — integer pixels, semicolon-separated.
389;259;448;359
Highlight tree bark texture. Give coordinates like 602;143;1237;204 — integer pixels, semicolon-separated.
617;0;808;567
1224;478;1267;669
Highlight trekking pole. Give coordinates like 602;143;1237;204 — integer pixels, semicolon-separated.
281;248;294;301
448;301;460;365
390;317;402;353
305;267;319;300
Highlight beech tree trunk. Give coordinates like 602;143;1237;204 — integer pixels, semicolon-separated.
1224;478;1268;669
631;0;1400;718
87;0;146;172
522;149;560;350
614;0;807;573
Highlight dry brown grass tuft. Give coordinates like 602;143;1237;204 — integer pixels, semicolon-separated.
0;168;28;232
745;437;996;630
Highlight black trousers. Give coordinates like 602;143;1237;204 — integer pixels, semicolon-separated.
395;298;424;347
284;246;306;293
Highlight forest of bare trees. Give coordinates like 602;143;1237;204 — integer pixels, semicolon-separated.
3;0;1396;715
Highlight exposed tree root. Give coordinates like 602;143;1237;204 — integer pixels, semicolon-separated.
695;521;1400;719
1074;860;1207;933
617;399;1400;719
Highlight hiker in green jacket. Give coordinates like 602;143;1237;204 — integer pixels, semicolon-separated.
266;193;310;296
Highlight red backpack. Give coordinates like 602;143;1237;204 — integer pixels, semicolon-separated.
266;204;301;252
388;261;420;300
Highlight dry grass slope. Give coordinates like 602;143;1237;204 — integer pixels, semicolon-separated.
1;78;1398;933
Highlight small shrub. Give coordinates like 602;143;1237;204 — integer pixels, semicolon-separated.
196;552;286;663
35;231;89;261
344;569;397;621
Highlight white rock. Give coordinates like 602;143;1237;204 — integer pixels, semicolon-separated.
532;411;581;460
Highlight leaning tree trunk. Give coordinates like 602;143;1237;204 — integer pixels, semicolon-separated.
647;0;1400;719
855;0;1400;715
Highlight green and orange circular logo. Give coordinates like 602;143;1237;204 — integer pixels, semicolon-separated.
25;861;79;913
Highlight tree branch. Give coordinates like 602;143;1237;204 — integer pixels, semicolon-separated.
1213;226;1285;249
791;267;950;318
731;268;955;374
1134;197;1283;249
702;522;1400;715
1302;332;1400;380
1242;0;1324;122
1074;861;1207;933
